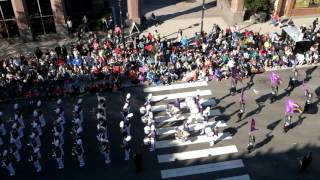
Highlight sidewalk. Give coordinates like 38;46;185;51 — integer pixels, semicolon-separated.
0;6;318;57
141;16;317;41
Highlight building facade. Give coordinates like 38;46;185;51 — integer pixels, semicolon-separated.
274;0;320;17
0;0;111;40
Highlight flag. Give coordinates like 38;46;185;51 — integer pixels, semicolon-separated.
285;99;302;115
269;72;281;86
240;88;245;103
250;118;258;133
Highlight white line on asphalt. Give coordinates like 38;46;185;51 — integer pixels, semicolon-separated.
160;159;244;179
144;81;208;92
150;90;212;102
157;121;227;135
157;145;238;163
216;174;251;180
155;109;222;123
155;132;232;149
151;98;217;112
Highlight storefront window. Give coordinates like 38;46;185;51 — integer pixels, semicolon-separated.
0;0;19;38
295;0;320;8
26;0;56;36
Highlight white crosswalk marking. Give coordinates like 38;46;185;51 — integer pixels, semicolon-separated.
157;121;227;135
155;109;222;123
157;145;238;163
146;82;250;179
151;98;217;112
156;132;232;149
150;89;212;102
144;81;208;92
160;159;244;179
217;175;251;180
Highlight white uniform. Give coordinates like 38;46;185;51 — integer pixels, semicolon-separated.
36;101;46;127
9;142;20;162
123;136;131;160
10;128;22;150
2;150;15;176
52;145;64;169
29;148;42;173
99;138;111;164
0;112;6;136
74;139;85;167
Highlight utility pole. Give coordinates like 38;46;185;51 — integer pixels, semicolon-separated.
200;0;205;33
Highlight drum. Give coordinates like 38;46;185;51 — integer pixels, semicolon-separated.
144;126;151;134
139;107;146;114
141;116;148;123
143;137;150;145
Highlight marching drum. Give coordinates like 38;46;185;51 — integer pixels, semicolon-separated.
144;126;151;135
205;127;213;137
143;137;150;145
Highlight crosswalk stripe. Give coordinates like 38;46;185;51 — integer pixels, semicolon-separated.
144;81;208;92
155;109;222;123
151;98;217;112
151;90;212;102
155;132;232;149
216;174;251;180
157;121;227;135
157;145;238;163
160;159;244;179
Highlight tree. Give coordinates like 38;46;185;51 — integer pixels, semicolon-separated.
245;0;272;13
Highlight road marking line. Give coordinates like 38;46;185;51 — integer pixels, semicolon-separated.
144;81;208;92
157;145;238;163
155;132;232;149
216;174;251;180
157;121;227;135
151;98;217;112
155;109;222;123
160;159;244;179
151;90;212;102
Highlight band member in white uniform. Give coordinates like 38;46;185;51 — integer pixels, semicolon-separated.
1;149;15;176
36;100;46;127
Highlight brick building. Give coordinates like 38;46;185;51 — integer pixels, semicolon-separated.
0;0;111;40
274;0;320;16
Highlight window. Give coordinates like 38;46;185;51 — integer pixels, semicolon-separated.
0;0;19;38
26;0;56;36
295;0;320;8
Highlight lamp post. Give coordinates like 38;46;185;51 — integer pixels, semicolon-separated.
200;0;205;33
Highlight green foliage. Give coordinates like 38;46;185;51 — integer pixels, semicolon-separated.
245;0;272;13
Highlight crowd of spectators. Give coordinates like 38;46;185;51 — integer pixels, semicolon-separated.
0;18;320;102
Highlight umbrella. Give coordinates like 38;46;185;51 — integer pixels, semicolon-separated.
145;44;153;52
72;58;83;66
180;37;189;46
139;65;149;73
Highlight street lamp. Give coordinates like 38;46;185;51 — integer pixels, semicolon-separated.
200;0;205;33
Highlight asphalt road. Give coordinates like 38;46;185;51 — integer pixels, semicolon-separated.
0;66;320;180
